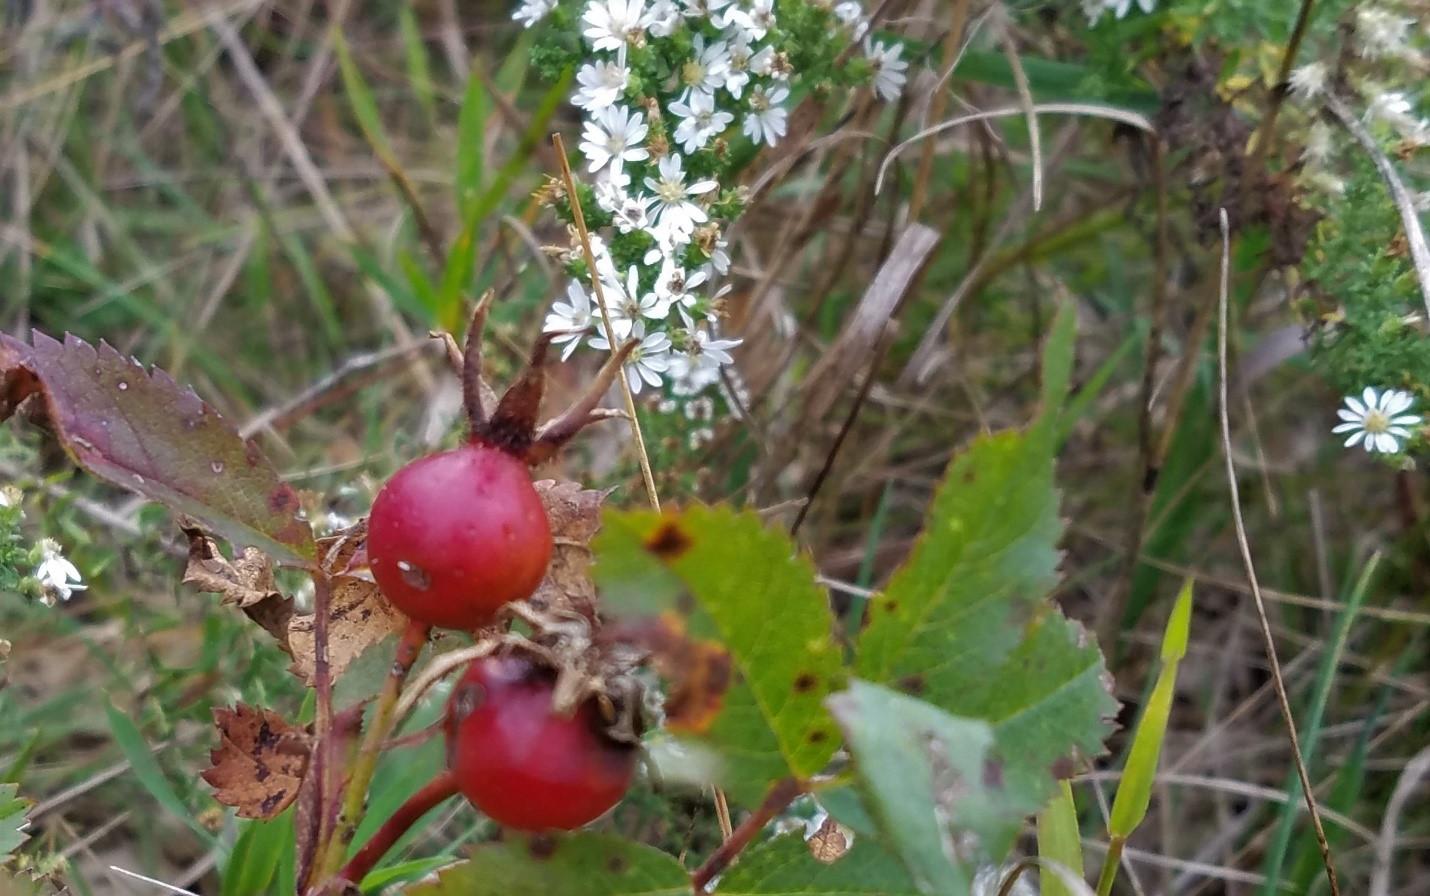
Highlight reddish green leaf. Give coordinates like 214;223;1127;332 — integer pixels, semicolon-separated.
0;331;314;564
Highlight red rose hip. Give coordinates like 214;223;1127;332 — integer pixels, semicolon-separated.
445;654;637;831
368;443;551;630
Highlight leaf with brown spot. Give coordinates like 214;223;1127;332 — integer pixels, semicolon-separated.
0;330;315;564
806;815;851;864
603;613;732;734
201;705;309;820
529;480;609;620
287;576;404;685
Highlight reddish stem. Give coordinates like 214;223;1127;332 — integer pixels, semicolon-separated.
303;572;337;892
337;769;459;887
690;778;804;891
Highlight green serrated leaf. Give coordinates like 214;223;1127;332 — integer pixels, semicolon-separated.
855;424;1062;703
0;783;31;864
595;506;844;803
826;680;997;894
405;833;688;895
716;834;920;895
0;332;315;563
950;613;1117;823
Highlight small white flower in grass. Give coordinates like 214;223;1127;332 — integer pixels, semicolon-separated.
1355;7;1413;59
834;1;869;40
1333;387;1421;454
583;0;649;53
743;83;789;146
866;40;908;101
681;35;732;100
593;166;633;213
35;538;85;604
599;266;671;342
574;59;631;111
647;0;681;35
580;104;650;173
646;154;718;235
748;45;786;80
612;191;656;233
513;0;557;28
655;260;710;324
545;281;597;361
671;91;735;153
742;0;776;40
683;0;733;23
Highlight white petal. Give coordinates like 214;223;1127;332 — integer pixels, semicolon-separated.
1375;433;1400;453
1331;422;1360;433
1344;395;1367;416
1362;386;1379;410
1344;431;1365;447
1390;414;1422;426
1383;390;1414;415
1336;408;1362;422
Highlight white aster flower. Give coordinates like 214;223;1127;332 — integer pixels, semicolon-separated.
593;165;634;213
580;104;650;173
574;59;631;111
601;265;672;340
748;44;786;80
655;259;710;323
670;90;736;153
721;33;754;98
684;0;734;22
681;35;732;99
865;39;908;101
1355;7;1413;59
625;330;673;393
743;83;789;146
833;1;869;40
1333;387;1421;454
742;0;776;40
545;280;597;361
1084;0;1155;25
35;538;85;604
583;0;649;54
647;0;682;35
513;0;557;28
612;191;656;233
646;153;719;235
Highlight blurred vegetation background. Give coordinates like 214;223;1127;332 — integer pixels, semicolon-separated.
1;0;1427;894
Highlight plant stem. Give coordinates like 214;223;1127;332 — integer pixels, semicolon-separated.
691;778;803;891
1246;0;1317;178
1095;835;1125;896
303;571;337;893
337;769;459;888
317;618;431;879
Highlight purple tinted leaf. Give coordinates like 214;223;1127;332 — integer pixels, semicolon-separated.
0;330;315;565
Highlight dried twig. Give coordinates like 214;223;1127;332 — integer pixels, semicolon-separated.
1215;208;1340;896
1368;745;1430;896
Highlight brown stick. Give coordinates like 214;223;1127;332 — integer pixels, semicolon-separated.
337;769;459;887
690;778;804;891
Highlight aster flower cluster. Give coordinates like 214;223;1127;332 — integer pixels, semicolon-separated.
516;0;907;398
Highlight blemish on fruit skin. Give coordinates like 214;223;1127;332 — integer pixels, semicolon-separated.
397;560;431;591
644;521;692;558
117;381;128;391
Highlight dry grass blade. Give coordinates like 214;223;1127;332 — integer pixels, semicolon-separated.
1368;745;1430;896
1001;35;1042;213
1216;208;1340;896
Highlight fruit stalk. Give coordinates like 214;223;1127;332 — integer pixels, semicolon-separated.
317;618;431;878
338;768;459;887
691;777;804;891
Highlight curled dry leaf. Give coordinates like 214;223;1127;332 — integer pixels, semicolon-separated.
317;518;369;578
602;612;732;734
201;704;309;820
807;814;852;864
529;480;610;621
182;526;295;648
287;575;405;685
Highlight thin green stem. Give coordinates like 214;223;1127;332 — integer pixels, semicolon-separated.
1095;835;1125;896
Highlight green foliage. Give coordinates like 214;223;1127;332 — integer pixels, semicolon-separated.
1302;159;1430;420
1036;782;1083;896
407;833;689;896
595;505;844;804
0;783;30;866
715;834;920;894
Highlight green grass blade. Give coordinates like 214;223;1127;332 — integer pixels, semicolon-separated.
1259;554;1380;895
455;69;491;212
222;810;292;896
398;6;438;130
1037;780;1085;896
334;30;396;162
103;701;219;848
1108;579;1192;838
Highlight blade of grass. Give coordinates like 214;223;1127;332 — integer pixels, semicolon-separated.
103;702;219;849
1259;554;1380;895
1038;780;1085;896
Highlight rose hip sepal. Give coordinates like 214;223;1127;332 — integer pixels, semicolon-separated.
445;653;637;831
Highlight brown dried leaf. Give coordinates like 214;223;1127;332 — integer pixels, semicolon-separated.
317;518;369;577
529;480;609;620
200;705;310;820
806;815;851;864
182;528;282;609
287;576;404;685
604;612;732;734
